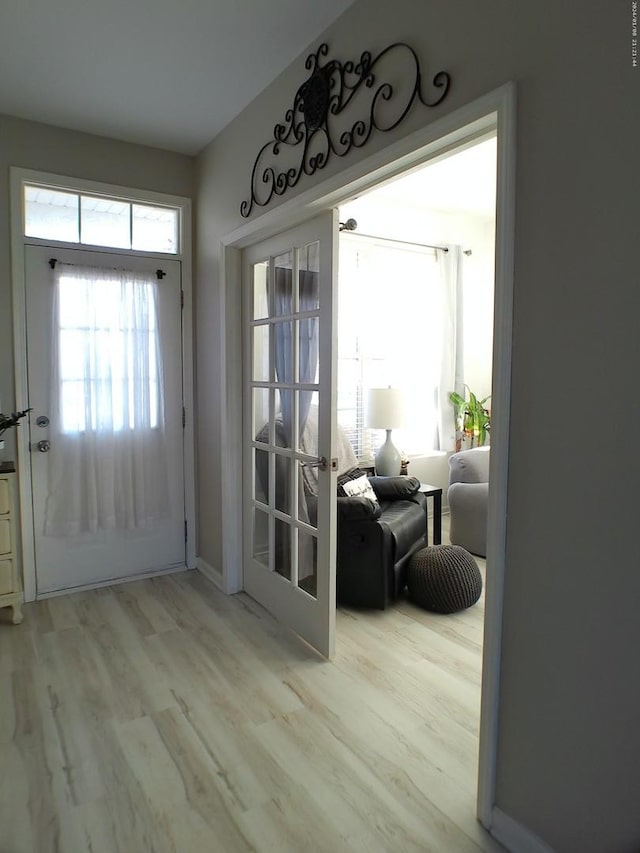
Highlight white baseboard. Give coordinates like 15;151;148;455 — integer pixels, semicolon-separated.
197;557;224;591
491;807;555;853
36;562;191;599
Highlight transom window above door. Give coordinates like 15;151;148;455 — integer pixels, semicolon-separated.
24;184;179;254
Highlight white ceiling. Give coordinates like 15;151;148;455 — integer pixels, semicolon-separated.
341;136;497;220
0;0;355;155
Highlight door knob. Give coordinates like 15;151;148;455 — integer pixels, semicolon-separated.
303;456;338;472
37;440;51;453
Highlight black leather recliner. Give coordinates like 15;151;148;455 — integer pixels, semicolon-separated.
255;418;428;609
336;475;428;609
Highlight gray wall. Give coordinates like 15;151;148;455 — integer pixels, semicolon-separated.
0;114;194;458
196;1;640;850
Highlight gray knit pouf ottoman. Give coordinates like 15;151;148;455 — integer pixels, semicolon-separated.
407;544;482;613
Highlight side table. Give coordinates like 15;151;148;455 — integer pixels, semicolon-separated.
418;483;442;546
0;461;23;625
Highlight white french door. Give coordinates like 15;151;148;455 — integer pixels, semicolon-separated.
25;245;186;594
242;212;338;659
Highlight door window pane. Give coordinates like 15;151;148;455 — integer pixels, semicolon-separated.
274;518;291;581
298;392;322;463
25;187;79;243
299;315;319;390
274;250;293;316
56;266;161;433
253;260;270;320
274;454;292;517
252;324;270;381
298;457;318;528
252;388;270;442
253;508;270;569
253;448;269;504
273;320;293;383
274;389;293;450
299;241;320;311
298;529;317;598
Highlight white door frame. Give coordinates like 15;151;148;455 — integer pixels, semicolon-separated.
10;168;197;601
220;82;516;831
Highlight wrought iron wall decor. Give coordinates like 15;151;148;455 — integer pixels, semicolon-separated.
240;42;450;218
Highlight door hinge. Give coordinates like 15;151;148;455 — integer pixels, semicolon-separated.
182;407;186;428
184;520;188;543
181;290;184;309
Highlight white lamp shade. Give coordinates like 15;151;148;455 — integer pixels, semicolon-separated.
365;387;406;429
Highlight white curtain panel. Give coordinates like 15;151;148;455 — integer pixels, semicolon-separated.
337;237;462;457
437;245;464;451
44;263;170;536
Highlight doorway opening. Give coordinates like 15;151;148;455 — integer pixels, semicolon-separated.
333;131;497;824
336;134;496;472
222;87;515;827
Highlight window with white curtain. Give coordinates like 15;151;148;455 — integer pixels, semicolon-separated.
56;266;162;433
337;236;447;461
44;262;169;535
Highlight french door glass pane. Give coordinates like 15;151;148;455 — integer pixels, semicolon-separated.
253;448;269;504
252;388;270;441
297;457;318;529
274;389;293;450
299;241;320;309
274;454;292;516
299;315;319;390
252;508;270;569
274;518;292;581
273;320;293;384
298;529;317;598
274;250;293;316
253;260;269;320
252;324;270;381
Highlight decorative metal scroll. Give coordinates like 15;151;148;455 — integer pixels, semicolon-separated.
240;42;450;218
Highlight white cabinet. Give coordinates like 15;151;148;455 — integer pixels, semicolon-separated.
0;465;23;624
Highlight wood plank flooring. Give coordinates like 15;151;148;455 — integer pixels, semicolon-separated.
0;533;503;852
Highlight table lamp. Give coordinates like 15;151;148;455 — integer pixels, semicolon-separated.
366;387;406;476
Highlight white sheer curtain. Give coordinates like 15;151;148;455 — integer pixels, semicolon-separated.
337;237;463;456
436;245;464;451
44;263;170;536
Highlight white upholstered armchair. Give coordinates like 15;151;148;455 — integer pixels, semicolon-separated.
447;447;490;557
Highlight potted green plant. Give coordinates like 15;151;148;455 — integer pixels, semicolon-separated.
448;387;490;450
0;408;32;454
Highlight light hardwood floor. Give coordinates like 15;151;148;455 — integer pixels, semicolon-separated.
0;521;503;853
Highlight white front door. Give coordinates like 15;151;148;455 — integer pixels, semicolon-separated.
243;213;338;658
25;245;186;594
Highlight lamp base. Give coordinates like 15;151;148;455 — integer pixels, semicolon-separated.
375;430;401;477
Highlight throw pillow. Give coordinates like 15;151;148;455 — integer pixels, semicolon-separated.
336;467;366;497
341;474;379;504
